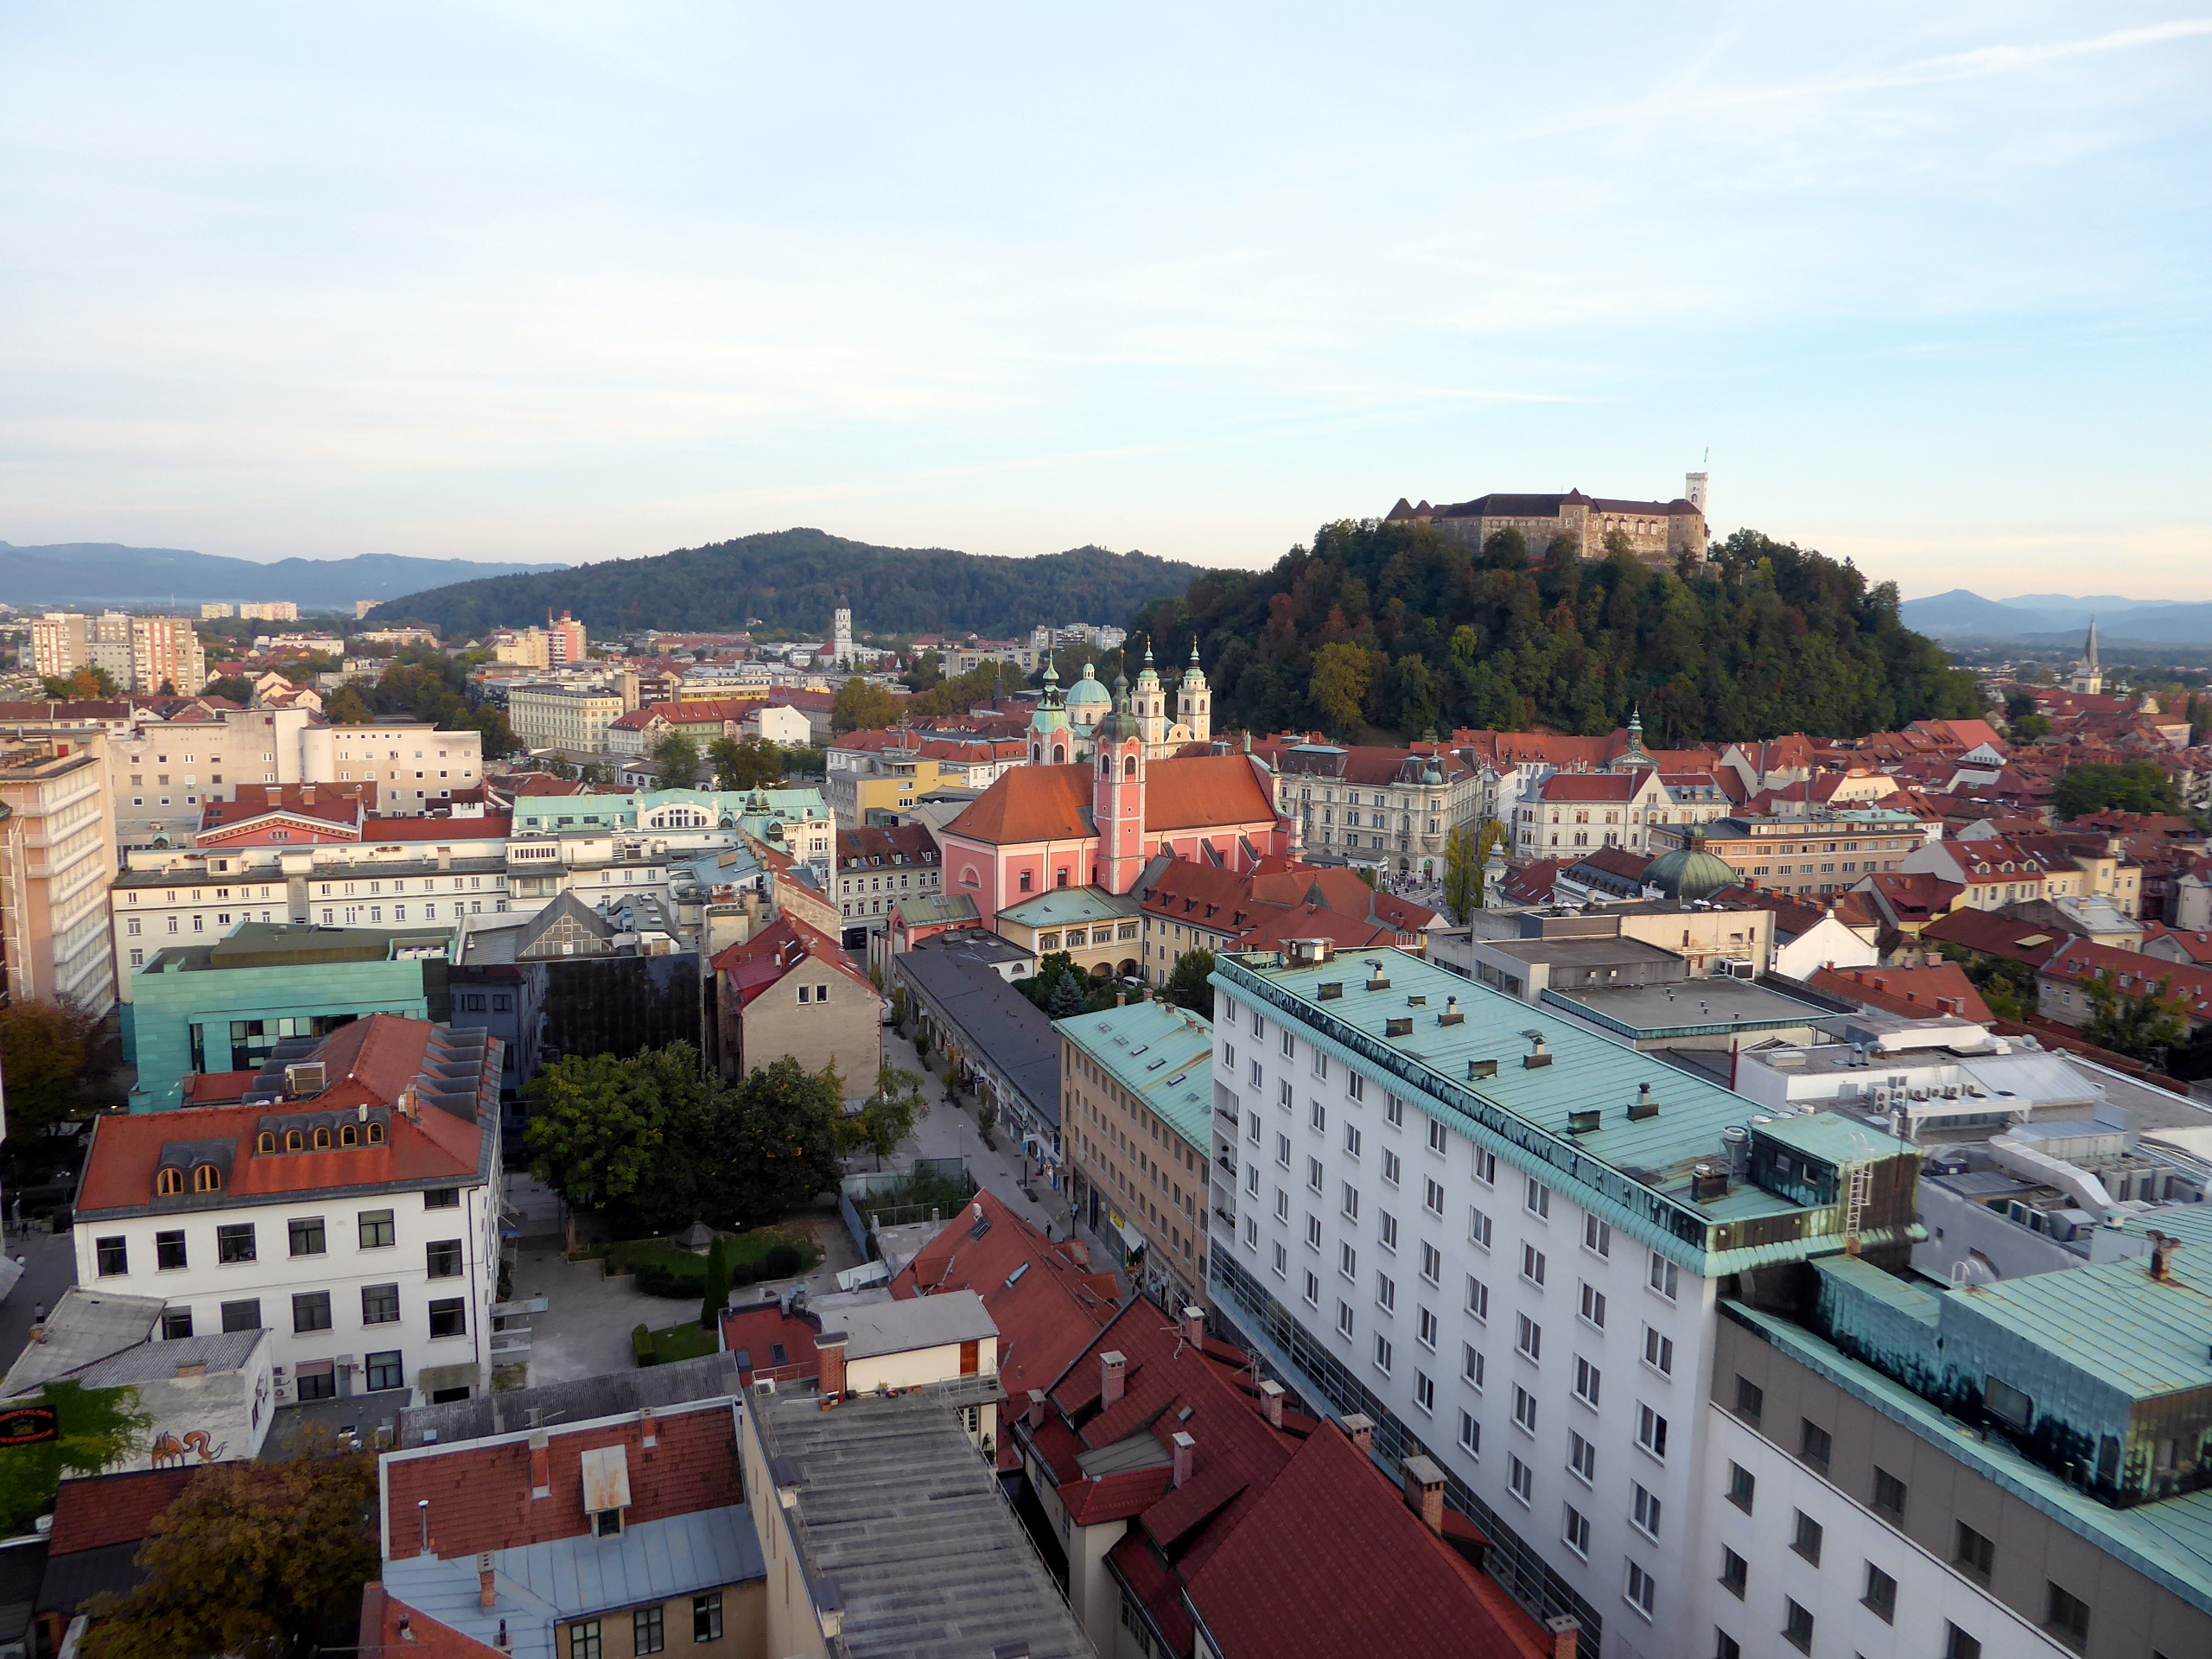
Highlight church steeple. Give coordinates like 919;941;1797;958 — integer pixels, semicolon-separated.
1134;638;1166;750
1095;673;1148;893
2069;620;2104;696
1028;660;1071;764
1176;639;1211;743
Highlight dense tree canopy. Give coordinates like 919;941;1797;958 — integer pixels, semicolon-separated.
0;998;111;1135
367;529;1202;638
2053;761;2188;823
0;1382;149;1535
1125;522;1981;747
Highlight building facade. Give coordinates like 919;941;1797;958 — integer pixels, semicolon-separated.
0;734;120;1017
1386;480;1709;568
298;722;484;816
508;684;626;754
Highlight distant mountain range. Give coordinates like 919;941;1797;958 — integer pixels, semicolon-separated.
0;543;569;609
363;527;1207;639
1901;589;2212;648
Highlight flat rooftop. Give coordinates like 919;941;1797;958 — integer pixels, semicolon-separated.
753;1383;1089;1659
139;921;452;976
1548;976;1831;1039
1477;935;1681;969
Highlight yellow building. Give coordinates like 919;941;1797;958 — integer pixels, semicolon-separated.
992;887;1141;981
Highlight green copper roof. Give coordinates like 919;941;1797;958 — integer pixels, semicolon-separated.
997;887;1133;928
1056;998;1215;1154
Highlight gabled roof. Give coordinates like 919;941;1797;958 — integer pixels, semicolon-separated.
1142;754;1279;834
836;823;940;868
2040;938;2212;1019
1920;907;2066;968
710;914;876;1004
47;1468;199;1554
944;764;1094;845
1808;964;1993;1024
199;782;370;836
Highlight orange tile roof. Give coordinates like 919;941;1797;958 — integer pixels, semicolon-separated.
48;1468;198;1554
710;914;876;1004
1808;964;1993;1024
944;765;1095;844
361;1586;505;1659
1142;754;1278;833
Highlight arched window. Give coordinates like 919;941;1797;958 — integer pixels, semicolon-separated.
366;1121;386;1145
340;1123;359;1147
1101;755;1111;776
193;1164;221;1193
257;1131;276;1153
312;1126;332;1150
156;1167;185;1196
1031;743;1041;763
1123;755;1137;779
285;1128;304;1152
1052;744;1066;765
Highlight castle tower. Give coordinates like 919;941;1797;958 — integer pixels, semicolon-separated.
1094;673;1149;894
1028;662;1071;765
1135;639;1166;753
1177;639;1211;743
1685;471;1708;513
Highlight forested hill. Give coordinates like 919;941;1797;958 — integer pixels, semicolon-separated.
1125;522;1981;747
365;528;1204;639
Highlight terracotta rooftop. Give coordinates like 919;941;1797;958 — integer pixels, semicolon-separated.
709;913;876;1005
46;1468;199;1554
1808;963;1994;1025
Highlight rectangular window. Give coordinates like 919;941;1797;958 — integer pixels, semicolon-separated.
1791;1510;1823;1566
1562;1503;1590;1557
1643;1325;1675;1376
1580;1281;1606;1329
1726;1461;1755;1512
1341;1182;1359;1220
569;1622;602;1659
1343;1122;1361;1159
1417;1305;1438;1348
1864;1563;1897;1623
293;1290;333;1333
1375;1272;1395;1312
1945;1624;1982;1659
1307;1157;1323;1192
423;1187;461;1210
1381;1148;1402;1185
1626;1560;1656;1618
1735;1376;1764;1424
1345;1071;1363;1102
1573;1356;1600;1408
1465;1276;1489;1321
156;1230;188;1271
1304;1270;1319;1307
1521;1243;1546;1287
359;1210;397;1249
1338;1241;1357;1281
1633;1481;1662;1539
692;1594;721;1644
1378;1212;1398;1252
1583;1215;1611;1255
1414;1370;1434;1413
1278;1079;1293;1109
1469;1207;1492;1249
289;1217;327;1257
161;1307;194;1340
1800;1418;1832;1471
1306;1214;1322;1249
1373;1332;1393;1375
1568;1429;1595;1484
1428;1119;1447;1154
1648;1250;1678;1300
220;1299;262;1333
1873;1466;1906;1521
217;1224;256;1264
1783;1599;1813;1654
1508;1455;1533;1505
1423;1177;1445;1217
1516;1313;1541;1362
1311;1099;1326;1132
426;1238;463;1278
361;1283;401;1325
1719;1547;1747;1599
1271;1241;1287;1278
1715;1634;1740;1659
1276;1133;1291;1168
1512;1385;1536;1433
1955;1521;1994;1584
1471;1147;1495;1184
365;1350;404;1391
1459;1409;1480;1456
1337;1300;1355;1338
1524;1176;1549;1217
1637;1404;1669;1460
633;1606;664;1656
1385;1094;1404;1127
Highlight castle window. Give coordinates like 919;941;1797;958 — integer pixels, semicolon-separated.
194;1164;222;1193
257;1132;276;1154
156;1167;186;1196
367;1122;386;1145
285;1129;304;1152
313;1126;332;1150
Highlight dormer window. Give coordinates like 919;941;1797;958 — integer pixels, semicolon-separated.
194;1164;222;1193
156;1168;185;1197
367;1122;387;1145
341;1123;359;1147
257;1132;276;1153
312;1126;332;1150
286;1129;304;1152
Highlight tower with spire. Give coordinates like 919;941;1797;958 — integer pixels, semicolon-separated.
2069;620;2103;696
1094;672;1150;893
1176;639;1211;743
1133;639;1167;753
1028;661;1072;765
1611;705;1652;771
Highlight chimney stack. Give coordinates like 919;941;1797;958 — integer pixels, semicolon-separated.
529;1431;550;1499
1171;1431;1196;1490
1258;1379;1286;1429
1180;1306;1205;1347
1545;1615;1582;1659
1027;1389;1046;1430
1342;1413;1375;1455
1402;1454;1446;1536
817;1332;849;1400
639;1406;657;1448
478;1553;497;1610
1100;1351;1127;1411
2152;1232;2181;1282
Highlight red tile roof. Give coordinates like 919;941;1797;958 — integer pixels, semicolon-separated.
891;1191;1121;1405
709;914;876;1005
2041;938;2212;1020
1920;908;2066;968
721;1299;822;1384
359;814;512;841
76;1015;493;1216
944;764;1094;844
836;823;940;868
47;1468;199;1554
1535;771;1646;803
360;1586;505;1659
1808;964;1994;1024
384;1406;737;1560
199;783;370;836
2142;922;2212;965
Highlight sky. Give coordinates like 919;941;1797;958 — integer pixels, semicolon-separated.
2;3;2208;599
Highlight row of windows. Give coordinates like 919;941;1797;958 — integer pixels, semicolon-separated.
96;1202;462;1275
565;1594;721;1658
159;1287;467;1340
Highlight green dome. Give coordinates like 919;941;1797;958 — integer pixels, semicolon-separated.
1645;842;1737;903
1066;663;1111;709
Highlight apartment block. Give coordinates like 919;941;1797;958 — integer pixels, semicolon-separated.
0;734;120;1016
298;721;483;815
1204;939;1919;1657
508;683;625;754
30;612;206;695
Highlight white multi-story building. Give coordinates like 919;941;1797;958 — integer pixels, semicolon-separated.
108;705;315;848
32;611;206;694
0;734;120;1016
70;1014;504;1407
299;721;483;815
1204;939;1917;1658
507;683;624;754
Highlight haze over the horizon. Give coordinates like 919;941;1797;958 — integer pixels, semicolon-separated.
3;4;2207;599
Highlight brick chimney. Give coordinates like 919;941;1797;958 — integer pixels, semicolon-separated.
817;1332;849;1399
2151;1233;2181;1282
1545;1615;1581;1659
1100;1351;1127;1411
1027;1389;1047;1429
639;1407;657;1448
478;1554;497;1610
1402;1454;1446;1535
528;1431;550;1499
1171;1431;1195;1490
1180;1306;1205;1346
1342;1413;1374;1455
1258;1379;1285;1429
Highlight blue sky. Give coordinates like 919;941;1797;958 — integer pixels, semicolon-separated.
3;3;2207;597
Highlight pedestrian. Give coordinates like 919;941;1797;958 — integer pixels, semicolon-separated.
31;1302;45;1325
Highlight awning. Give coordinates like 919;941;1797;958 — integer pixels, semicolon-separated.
1114;1218;1147;1255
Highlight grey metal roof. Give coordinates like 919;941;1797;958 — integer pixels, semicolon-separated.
68;1330;265;1389
753;1385;1090;1659
897;949;1060;1127
828;1289;995;1361
0;1288;162;1395
1548;977;1830;1039
395;1353;741;1448
382;1509;766;1659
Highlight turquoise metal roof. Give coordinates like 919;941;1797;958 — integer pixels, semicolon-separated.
1214;949;1902;1274
998;887;1132;929
1055;1000;1215;1154
1757;1113;1915;1169
1728;1300;2212;1611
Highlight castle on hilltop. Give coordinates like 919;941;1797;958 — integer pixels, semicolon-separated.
1386;471;1710;569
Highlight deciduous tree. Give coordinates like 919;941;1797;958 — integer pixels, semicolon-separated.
0;999;109;1135
0;1382;150;1536
648;732;702;791
832;677;900;734
1165;948;1217;1018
